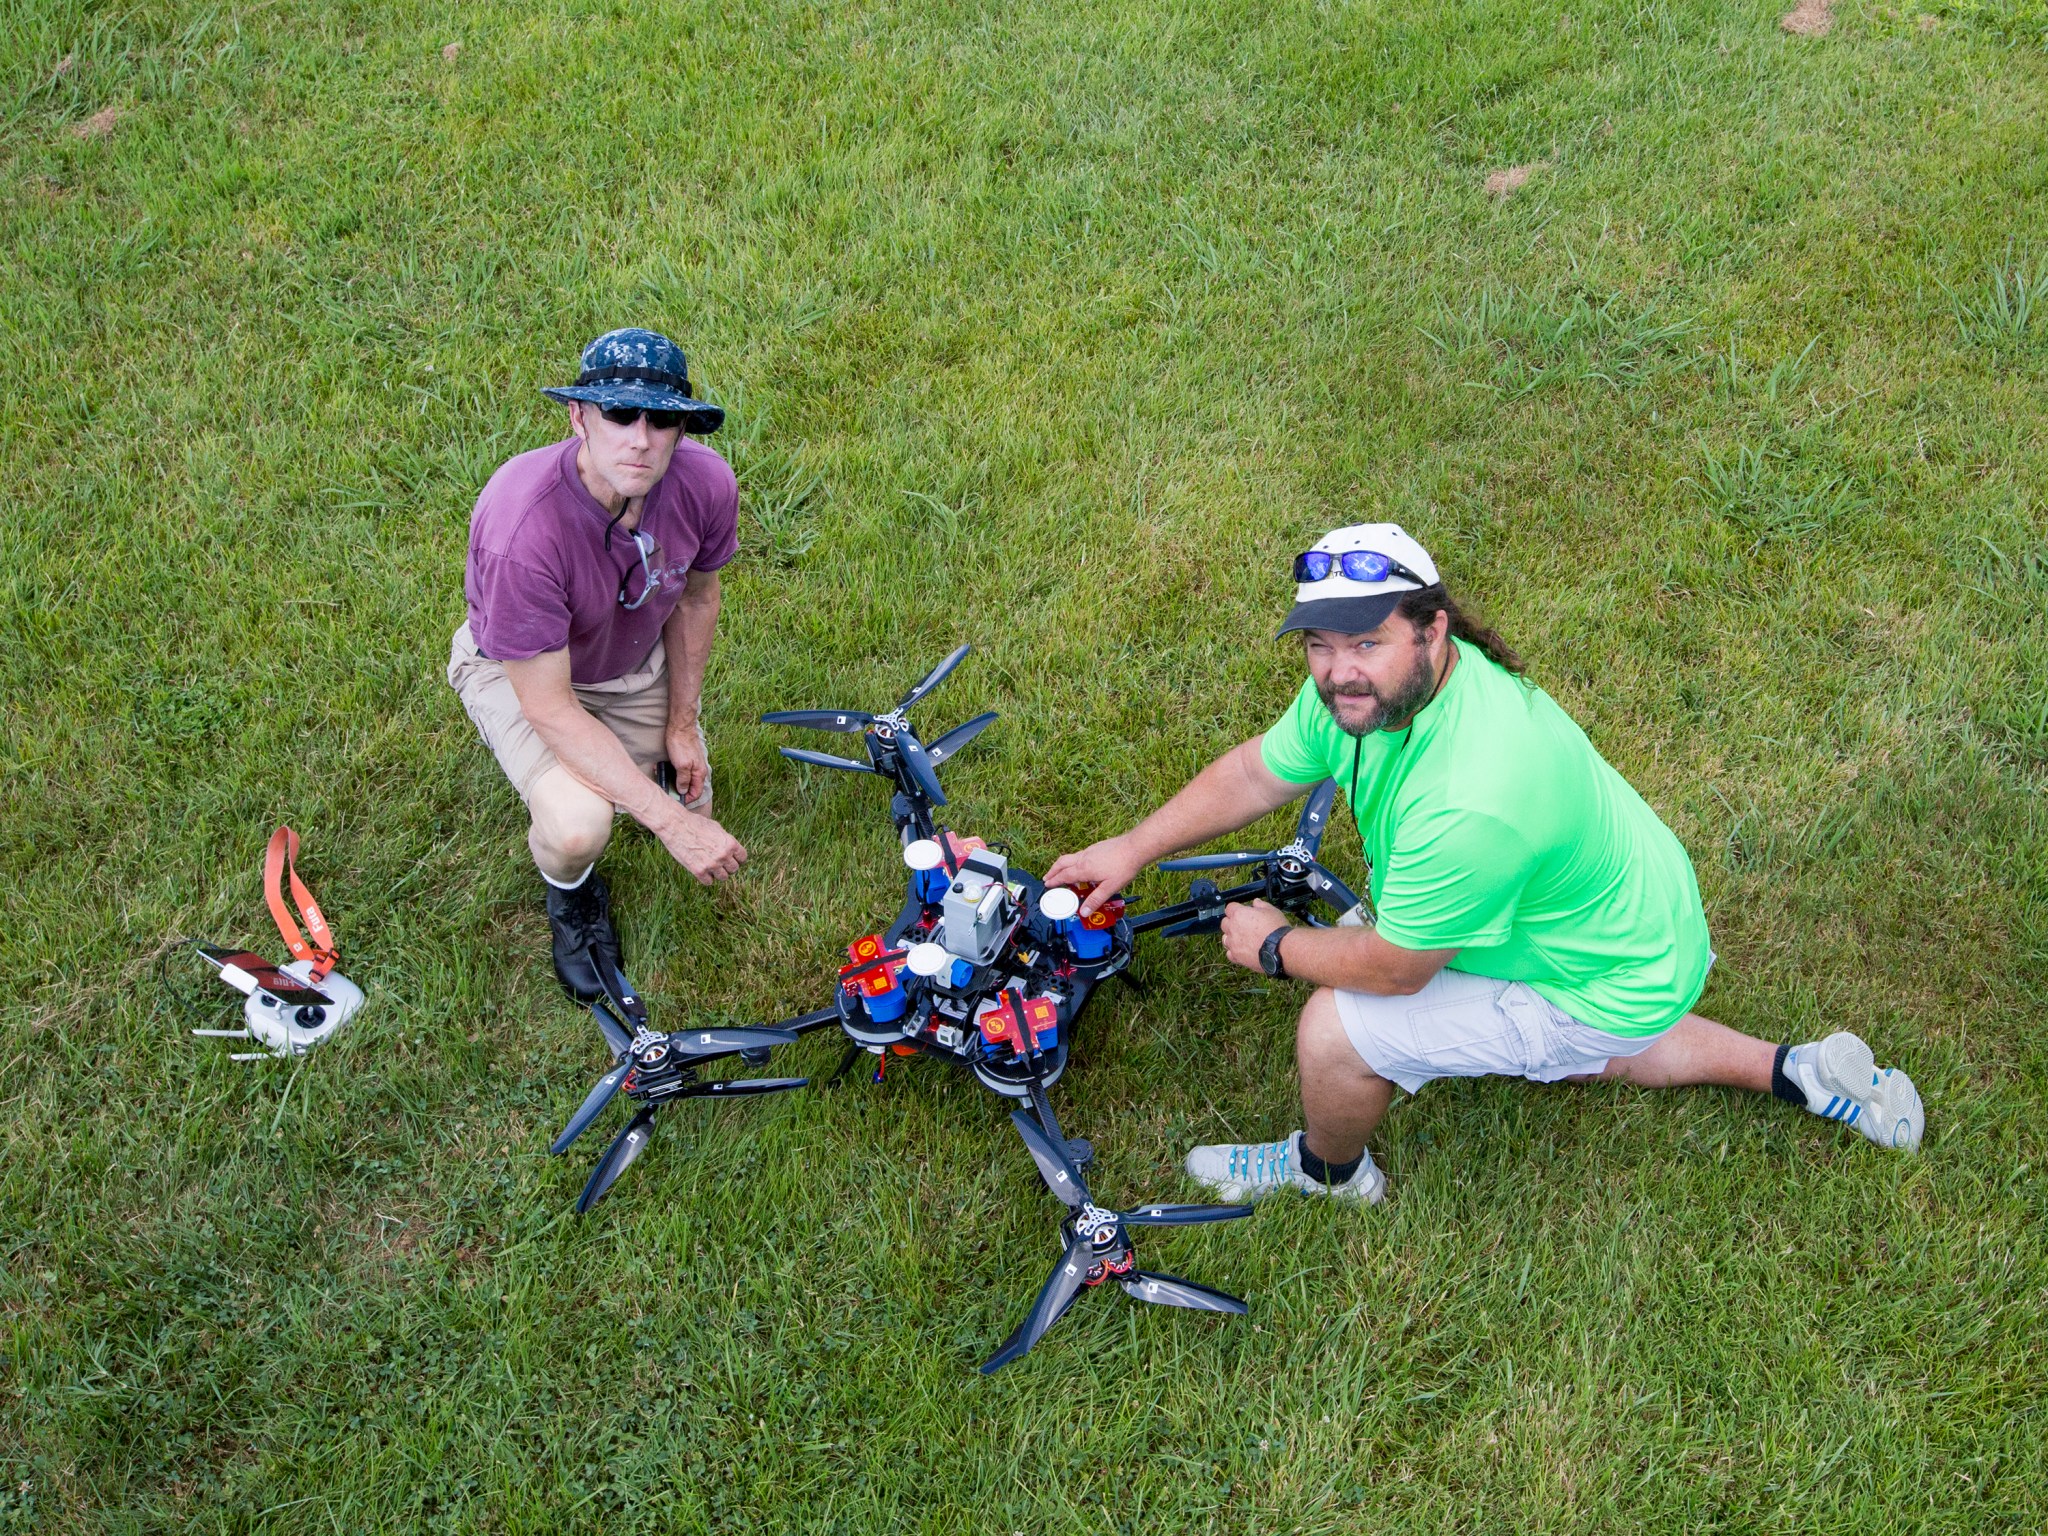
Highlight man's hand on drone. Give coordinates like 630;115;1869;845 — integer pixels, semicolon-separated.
1043;835;1146;916
1221;899;1293;973
656;809;747;886
664;723;711;808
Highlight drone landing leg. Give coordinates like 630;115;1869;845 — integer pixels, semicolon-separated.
826;1042;863;1087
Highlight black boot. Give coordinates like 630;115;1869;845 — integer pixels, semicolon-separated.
546;871;625;1004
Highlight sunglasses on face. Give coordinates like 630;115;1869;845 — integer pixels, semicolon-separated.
1293;549;1431;587
598;405;686;431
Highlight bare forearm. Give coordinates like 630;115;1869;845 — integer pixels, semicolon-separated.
503;650;677;828
1118;740;1301;864
1220;897;1457;994
1045;737;1307;914
527;699;673;825
663;578;720;727
503;644;745;884
1277;925;1451;996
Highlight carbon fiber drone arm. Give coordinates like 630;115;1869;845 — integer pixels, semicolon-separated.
1125;878;1266;936
792;1005;848;1031
766;1004;846;1038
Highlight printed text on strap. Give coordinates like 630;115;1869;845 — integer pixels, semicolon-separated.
264;826;339;982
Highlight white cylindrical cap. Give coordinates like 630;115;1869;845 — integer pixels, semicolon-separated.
903;838;944;871
1037;887;1080;922
905;942;951;978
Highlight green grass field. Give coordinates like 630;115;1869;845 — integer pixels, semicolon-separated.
4;0;2046;1528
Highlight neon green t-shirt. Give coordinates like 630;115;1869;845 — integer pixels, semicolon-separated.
1259;639;1712;1037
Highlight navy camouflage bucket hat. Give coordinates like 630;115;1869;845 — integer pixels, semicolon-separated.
541;327;725;434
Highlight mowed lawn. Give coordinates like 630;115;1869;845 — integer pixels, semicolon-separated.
4;0;2046;1528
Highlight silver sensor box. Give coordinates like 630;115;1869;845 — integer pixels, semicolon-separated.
942;849;1012;964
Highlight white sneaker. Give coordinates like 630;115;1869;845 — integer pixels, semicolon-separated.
1784;1032;1925;1152
1184;1131;1387;1205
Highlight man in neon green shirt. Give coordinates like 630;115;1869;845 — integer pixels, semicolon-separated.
1047;523;1924;1204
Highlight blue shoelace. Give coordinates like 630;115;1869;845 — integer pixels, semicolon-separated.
1227;1137;1296;1183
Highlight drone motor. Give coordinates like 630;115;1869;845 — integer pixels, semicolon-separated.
1036;884;1118;962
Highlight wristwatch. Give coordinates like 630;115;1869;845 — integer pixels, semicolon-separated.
1258;925;1291;980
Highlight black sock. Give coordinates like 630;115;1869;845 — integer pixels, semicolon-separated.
1296;1133;1363;1186
1769;1042;1804;1106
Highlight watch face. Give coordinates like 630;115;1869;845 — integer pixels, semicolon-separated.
1261;929;1285;977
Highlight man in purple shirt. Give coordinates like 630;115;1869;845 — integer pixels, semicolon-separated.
448;328;747;1002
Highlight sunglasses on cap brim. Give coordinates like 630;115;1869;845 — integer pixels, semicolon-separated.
598;405;686;431
1293;549;1432;587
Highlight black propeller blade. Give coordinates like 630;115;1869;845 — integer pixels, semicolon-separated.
778;746;878;776
683;1075;809;1099
1155;780;1360;921
1010;1110;1089;1208
759;709;874;733
551;1060;631;1154
1120;1272;1249;1314
899;643;971;712
764;647;981;812
1157;850;1270;872
980;1232;1092;1374
1158;780;1341;872
926;711;997;766
576;1106;657;1213
1306;863;1364;917
894;727;948;807
596;962;650;1029
986;1113;1253;1369
669;1026;799;1060
1295;779;1338;856
1123;1202;1256;1226
590;1000;634;1058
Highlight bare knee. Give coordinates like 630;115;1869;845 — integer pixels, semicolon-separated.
527;769;615;877
1297;988;1381;1082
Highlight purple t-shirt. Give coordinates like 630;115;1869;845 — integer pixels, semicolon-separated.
464;436;739;685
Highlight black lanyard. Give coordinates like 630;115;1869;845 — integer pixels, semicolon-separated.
1347;647;1452;898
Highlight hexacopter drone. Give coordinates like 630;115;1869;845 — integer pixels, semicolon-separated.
550;645;1364;1369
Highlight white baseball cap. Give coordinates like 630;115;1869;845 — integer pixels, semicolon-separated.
1276;523;1441;638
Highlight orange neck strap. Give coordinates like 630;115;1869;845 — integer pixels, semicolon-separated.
264;826;339;982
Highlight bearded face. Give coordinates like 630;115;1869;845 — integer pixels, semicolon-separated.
1306;617;1443;737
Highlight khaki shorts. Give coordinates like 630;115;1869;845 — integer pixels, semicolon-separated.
1334;966;1667;1096
447;622;709;809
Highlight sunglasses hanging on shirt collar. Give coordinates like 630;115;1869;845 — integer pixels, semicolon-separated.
615;527;660;610
601;504;660;610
